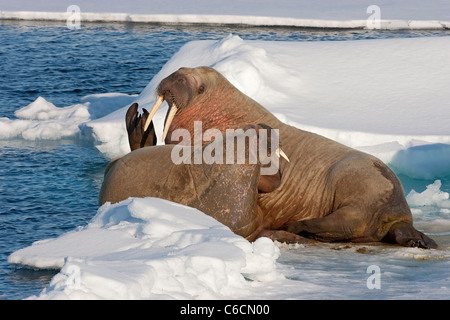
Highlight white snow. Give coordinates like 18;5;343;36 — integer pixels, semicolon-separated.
3;35;449;170
9;197;283;299
0;93;136;141
6;34;450;300
1;0;450;29
9;183;450;300
407;180;450;209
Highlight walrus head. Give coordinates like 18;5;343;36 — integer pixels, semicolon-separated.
157;67;207;110
142;67;213;141
143;67;282;144
143;67;289;164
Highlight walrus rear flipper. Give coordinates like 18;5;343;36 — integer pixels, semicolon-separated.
126;103;157;151
383;221;438;249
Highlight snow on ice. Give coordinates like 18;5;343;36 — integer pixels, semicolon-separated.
1;0;450;29
407;180;450;209
3;26;450;299
3;35;450;168
9;198;282;299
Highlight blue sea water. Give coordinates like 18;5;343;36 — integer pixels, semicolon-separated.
0;20;449;300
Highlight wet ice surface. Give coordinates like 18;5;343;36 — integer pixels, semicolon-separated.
8;194;450;300
276;239;450;299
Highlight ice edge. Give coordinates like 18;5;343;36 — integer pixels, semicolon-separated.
1;11;449;30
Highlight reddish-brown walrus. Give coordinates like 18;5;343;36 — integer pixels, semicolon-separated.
134;66;437;249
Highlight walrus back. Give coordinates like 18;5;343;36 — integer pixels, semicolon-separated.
99;146;177;206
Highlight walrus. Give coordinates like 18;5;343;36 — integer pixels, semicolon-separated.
99;117;289;241
136;66;437;249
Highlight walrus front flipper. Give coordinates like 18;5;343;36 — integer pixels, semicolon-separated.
287;206;373;243
383;221;438;249
288;208;438;249
258;172;281;193
126;103;157;151
257;230;312;244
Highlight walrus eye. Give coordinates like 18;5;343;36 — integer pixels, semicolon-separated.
198;85;205;94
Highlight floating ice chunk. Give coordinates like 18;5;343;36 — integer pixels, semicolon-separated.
0;94;135;141
0;96;89;140
15;96;89;121
0;8;449;30
3;36;450;165
10;197;284;299
390;143;450;180
406;180;450;208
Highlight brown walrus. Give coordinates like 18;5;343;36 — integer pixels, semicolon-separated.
99;117;286;240
136;66;437;249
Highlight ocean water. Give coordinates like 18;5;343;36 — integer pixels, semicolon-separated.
1;20;449;300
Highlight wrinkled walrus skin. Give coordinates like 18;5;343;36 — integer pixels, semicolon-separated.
99;122;282;241
134;66;437;249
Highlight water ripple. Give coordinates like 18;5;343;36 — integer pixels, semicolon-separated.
0;20;448;299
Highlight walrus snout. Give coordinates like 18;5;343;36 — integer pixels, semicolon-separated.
156;69;200;109
145;68;207;139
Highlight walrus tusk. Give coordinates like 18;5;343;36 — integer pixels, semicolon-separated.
162;103;179;141
276;148;290;162
143;95;164;132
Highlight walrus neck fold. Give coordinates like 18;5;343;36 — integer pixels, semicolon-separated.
165;85;282;145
